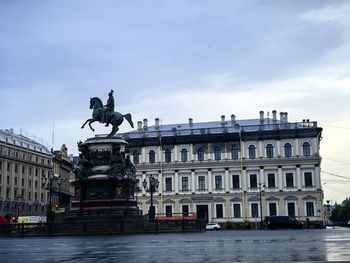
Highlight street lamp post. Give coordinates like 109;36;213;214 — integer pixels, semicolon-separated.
259;183;266;228
42;170;62;224
142;175;159;221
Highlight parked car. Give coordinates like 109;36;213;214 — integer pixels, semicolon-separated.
0;215;11;234
264;216;303;230
206;223;221;230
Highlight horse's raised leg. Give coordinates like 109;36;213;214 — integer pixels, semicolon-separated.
81;118;93;129
88;120;96;132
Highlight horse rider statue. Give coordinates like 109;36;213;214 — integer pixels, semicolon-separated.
104;89;115;127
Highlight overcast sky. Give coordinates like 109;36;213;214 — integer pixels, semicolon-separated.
1;0;350;203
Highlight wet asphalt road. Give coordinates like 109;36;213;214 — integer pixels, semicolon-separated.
0;227;349;262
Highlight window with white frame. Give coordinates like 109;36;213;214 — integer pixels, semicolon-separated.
214;146;221;161
149;150;155;164
266;144;274;158
250;203;259;218
232;174;240;189
231;145;239;160
215;175;223;190
249;174;257;189
180;148;188;162
287;202;296;217
305;201;315;217
302;142;311;157
233;203;242;218
165;177;172;192
216;204;224;218
284;143;292;157
181;177;189;191
165;149;172;163
304;172;313;187
197;147;205;161
165;205;172;217
248;145;256;159
286;173;294;187
267;173;276;188
182;204;189;216
268;202;277;216
198;176;205;190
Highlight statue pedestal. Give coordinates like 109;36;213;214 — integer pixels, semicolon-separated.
67;136;141;221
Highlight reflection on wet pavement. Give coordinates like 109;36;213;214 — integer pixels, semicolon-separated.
0;227;349;262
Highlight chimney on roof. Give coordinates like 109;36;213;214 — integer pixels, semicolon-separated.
155;118;160;129
272;110;277;123
259;111;264;124
143;118;148;129
189;118;193;127
284;112;288;123
221;115;225;123
137;121;142;130
231;114;236;123
280;112;284;122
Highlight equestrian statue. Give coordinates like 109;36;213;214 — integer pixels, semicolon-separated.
81;90;134;137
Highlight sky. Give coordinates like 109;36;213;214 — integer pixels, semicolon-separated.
1;0;350;204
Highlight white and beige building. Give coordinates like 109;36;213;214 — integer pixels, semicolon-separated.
122;110;324;226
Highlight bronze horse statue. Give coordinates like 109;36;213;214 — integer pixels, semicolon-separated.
81;97;134;137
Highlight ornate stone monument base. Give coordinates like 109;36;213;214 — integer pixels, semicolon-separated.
66;136;141;221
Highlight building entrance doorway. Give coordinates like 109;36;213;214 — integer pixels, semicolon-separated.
196;205;209;223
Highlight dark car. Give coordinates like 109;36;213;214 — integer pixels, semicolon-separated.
0;215;11;234
264;216;303;230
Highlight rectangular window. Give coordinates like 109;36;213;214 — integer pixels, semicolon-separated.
304;172;313;187
29;167;32;175
269;203;277;216
14;177;18;186
198;176;205;190
233;203;241;218
251;203;259;218
7;163;11;172
306;202;315;217
165;205;172;217
232;174;240;189
267;173;275;188
286;173;294;187
15;164;18;173
22;166;25;174
22;178;25;187
216;204;223;218
181;177;189;191
250;174;257;188
215;175;223;190
165;178;172;192
287;202;296;217
182;205;189;216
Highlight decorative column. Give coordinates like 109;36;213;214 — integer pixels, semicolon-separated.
208;169;212;192
224;168;229;192
259;141;263;158
296;165;301;189
158;170;163;194
294;138;300;156
174;145;178;162
278;166;283;190
259;166;264;185
191;169;195;193
242;168;247;192
174;170;179;194
314;164;321;189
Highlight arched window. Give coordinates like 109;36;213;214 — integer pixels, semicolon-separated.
181;148;188;162
248;145;256;159
284;143;292;157
165;149;172;163
197;147;205;161
302;142;311;157
214;146;221;161
133;151;139;164
231;145;239;160
266;144;274;158
149;150;155;164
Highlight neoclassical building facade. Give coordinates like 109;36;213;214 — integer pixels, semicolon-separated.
122;111;324;226
0;129;74;217
0;129;52;216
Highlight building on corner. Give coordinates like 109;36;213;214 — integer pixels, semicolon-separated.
121;110;324;227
